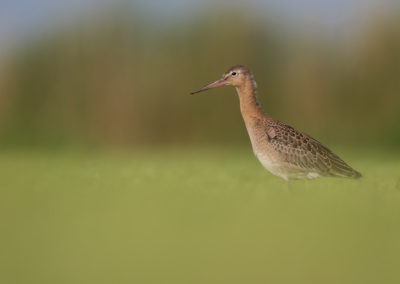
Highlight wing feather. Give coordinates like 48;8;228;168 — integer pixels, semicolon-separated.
267;120;361;179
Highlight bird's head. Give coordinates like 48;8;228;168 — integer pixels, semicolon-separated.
190;65;253;94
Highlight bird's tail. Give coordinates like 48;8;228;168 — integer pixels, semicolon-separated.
327;153;362;179
351;170;362;179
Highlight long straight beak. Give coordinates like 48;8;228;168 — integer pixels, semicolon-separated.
190;78;226;95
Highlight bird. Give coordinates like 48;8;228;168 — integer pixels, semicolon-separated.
190;65;361;181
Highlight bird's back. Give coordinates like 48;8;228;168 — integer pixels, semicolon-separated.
246;116;362;180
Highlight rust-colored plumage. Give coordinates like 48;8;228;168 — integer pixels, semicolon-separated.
191;65;361;181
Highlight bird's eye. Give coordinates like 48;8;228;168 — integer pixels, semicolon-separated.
231;72;237;76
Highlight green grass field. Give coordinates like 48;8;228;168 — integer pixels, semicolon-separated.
1;147;400;284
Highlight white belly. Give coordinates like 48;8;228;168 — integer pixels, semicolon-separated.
255;151;290;180
255;150;321;181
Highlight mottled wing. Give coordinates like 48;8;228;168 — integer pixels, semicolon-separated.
267;121;362;179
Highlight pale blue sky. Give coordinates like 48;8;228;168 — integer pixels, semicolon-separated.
1;0;399;54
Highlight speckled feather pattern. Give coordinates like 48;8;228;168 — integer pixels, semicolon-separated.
248;116;362;180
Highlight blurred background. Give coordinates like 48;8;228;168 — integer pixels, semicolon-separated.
1;1;400;284
1;0;399;149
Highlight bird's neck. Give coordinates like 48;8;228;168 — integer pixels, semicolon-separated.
236;79;265;120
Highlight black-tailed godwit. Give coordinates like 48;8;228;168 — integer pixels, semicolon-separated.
191;65;361;181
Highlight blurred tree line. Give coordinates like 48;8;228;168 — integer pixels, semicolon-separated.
0;8;399;149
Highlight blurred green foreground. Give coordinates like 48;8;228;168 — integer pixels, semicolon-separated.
1;147;399;284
